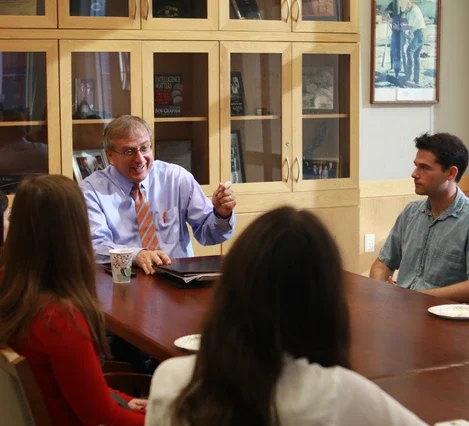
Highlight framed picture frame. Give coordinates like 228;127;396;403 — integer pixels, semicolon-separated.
230;71;246;116
74;78;96;114
154;139;192;172
302;157;339;180
371;0;441;104
302;65;336;113
72;149;108;183
230;130;246;184
302;0;340;21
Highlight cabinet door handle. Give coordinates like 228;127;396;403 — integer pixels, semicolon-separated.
295;156;300;182
293;0;300;22
285;157;291;183
286;0;291;23
146;0;150;20
133;0;137;20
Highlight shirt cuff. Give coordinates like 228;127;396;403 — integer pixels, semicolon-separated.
213;207;232;220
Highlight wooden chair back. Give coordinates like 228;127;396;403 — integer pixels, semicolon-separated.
0;347;51;426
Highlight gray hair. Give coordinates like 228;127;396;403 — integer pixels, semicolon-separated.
103;115;153;151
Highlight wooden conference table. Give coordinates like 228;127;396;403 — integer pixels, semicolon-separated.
97;263;469;424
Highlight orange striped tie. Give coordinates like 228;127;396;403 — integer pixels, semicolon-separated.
132;184;159;251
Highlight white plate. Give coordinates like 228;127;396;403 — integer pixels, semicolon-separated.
428;304;469;320
174;334;201;351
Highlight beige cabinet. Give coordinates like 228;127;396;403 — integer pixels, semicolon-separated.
0;40;60;193
220;0;358;33
142;41;220;192
0;0;360;269
220;41;359;194
59;40;143;180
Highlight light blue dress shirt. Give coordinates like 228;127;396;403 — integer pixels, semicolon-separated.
80;161;235;264
379;187;469;290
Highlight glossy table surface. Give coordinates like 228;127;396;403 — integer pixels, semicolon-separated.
97;264;469;423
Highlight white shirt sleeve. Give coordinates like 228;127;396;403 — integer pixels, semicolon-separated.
145;355;196;426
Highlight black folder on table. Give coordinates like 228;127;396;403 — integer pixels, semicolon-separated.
155;255;223;288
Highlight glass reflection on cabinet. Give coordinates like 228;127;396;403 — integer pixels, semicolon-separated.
152;1;207;19
230;52;282;184
69;1;129;17
301;53;350;180
71;52;131;122
0;52;48;193
71;51;131;160
229;0;281;21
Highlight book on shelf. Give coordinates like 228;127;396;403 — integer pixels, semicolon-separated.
154;74;183;117
155;255;222;287
230;0;262;19
0;0;37;15
230;71;246;116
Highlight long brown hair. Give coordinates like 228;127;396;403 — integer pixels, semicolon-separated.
171;206;350;426
0;175;108;354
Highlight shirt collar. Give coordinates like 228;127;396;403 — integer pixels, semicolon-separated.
419;187;465;219
109;165;151;196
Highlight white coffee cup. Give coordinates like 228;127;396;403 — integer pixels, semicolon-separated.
109;248;133;283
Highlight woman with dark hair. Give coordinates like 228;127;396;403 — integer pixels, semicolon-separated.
145;206;426;426
0;175;146;425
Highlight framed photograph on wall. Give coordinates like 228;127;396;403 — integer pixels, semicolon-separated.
371;0;441;104
302;0;340;21
72;149;108;183
154;139;192;172
302;66;335;113
230;130;246;183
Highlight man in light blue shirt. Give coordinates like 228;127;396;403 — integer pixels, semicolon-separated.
370;132;469;302
80;115;236;275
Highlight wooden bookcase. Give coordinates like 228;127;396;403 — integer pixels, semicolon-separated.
0;0;360;271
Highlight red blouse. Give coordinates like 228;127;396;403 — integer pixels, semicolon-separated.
10;303;145;426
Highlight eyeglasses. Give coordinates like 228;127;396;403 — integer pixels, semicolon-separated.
111;143;152;158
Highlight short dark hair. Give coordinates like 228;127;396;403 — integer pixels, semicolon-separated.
415;132;468;182
171;206;350;426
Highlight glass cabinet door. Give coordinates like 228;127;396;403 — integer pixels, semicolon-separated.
59;0;140;29
59;40;142;181
292;43;358;191
0;41;60;194
142;0;218;30
0;0;56;28
142;41;219;192
220;0;291;31
220;42;292;194
293;0;358;33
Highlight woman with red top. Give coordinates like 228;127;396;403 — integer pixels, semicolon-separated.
0;175;146;425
